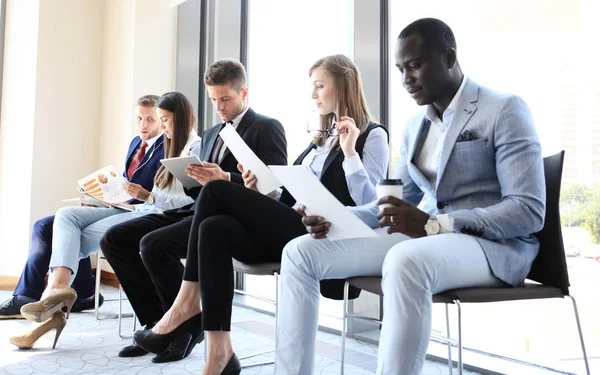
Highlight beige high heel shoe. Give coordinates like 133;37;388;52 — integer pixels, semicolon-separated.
20;287;77;322
9;310;67;349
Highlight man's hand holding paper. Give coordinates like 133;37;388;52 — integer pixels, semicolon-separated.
219;124;281;194
270;165;377;241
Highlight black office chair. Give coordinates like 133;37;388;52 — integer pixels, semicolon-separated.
341;151;590;375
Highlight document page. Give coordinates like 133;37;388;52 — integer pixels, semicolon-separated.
160;155;204;189
77;165;132;204
219;124;281;194
270;165;377;241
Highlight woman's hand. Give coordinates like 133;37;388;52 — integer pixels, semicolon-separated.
123;182;151;201
237;163;259;191
336;116;360;158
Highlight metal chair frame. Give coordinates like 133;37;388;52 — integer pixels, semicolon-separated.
94;252;136;339
341;280;589;375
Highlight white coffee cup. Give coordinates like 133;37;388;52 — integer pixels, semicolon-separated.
376;179;403;210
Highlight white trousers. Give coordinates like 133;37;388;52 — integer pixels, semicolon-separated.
274;229;504;375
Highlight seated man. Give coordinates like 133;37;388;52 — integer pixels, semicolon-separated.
275;18;545;375
0;95;164;319
100;58;288;361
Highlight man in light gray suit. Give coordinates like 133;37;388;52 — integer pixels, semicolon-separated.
274;18;546;375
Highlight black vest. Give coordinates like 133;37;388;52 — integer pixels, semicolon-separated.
280;122;387;207
281;122;388;300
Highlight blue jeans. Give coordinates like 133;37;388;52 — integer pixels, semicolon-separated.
14;215;96;300
49;206;150;283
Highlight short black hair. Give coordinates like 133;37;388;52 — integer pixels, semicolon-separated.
399;18;456;54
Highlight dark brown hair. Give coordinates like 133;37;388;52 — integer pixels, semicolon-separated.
154;92;196;189
204;58;247;91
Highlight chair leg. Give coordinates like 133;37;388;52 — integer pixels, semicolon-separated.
274;272;279;353
118;284;123;337
118;284;133;339
454;300;463;375
95;255;102;320
566;295;590;375
340;281;350;375
445;303;453;374
235;272;279;368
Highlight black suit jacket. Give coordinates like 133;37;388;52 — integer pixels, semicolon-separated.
166;107;287;216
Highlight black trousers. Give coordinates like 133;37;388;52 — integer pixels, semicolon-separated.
100;213;191;326
186;180;307;331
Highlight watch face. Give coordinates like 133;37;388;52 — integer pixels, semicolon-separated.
426;220;440;235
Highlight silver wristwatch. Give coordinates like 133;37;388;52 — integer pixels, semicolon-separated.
146;192;155;204
424;216;441;236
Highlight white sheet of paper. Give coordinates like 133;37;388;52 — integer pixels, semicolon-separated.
269;165;378;241
219;124;281;194
62;197;103;207
77;165;132;204
160;155;204;189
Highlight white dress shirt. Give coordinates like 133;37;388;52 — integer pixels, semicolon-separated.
414;76;467;233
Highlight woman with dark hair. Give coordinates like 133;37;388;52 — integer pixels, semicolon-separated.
11;92;200;349
133;55;390;375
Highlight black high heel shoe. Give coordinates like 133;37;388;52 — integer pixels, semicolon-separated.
133;313;203;355
221;353;241;375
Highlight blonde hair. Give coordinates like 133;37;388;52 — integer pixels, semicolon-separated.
137;94;160;108
309;54;375;147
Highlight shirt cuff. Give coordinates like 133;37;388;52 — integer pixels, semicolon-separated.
226;172;231;181
342;154;364;176
436;214;455;233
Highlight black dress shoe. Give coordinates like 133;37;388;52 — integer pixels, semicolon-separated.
221;354;241;375
0;295;36;319
134;313;203;354
66;294;104;313
118;343;148;357
118;323;154;357
151;330;205;363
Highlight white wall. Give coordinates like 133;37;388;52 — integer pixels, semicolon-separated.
99;0;177;170
0;0;40;276
30;0;105;224
0;0;178;277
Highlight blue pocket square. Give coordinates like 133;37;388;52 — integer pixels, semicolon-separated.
457;130;478;142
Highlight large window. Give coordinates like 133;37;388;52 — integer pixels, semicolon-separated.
245;0;353;325
389;0;598;372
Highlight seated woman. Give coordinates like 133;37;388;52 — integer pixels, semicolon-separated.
10;92;201;350
133;54;390;374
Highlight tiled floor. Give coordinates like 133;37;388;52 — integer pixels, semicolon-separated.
0;287;478;375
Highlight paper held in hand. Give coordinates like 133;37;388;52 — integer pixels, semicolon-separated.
269;165;378;241
77;165;133;204
219;124;282;194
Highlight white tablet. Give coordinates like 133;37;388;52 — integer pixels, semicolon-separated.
159;155;204;189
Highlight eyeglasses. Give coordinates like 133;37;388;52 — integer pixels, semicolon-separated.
307;123;339;138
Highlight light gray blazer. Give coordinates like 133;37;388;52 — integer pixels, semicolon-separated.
353;78;546;287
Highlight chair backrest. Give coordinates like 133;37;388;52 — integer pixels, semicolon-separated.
528;151;570;295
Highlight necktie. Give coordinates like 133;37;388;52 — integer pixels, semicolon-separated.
127;141;148;179
210;121;233;163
